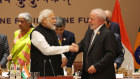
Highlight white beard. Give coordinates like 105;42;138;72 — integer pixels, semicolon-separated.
47;20;56;30
90;25;94;30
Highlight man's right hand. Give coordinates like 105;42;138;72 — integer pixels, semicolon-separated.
69;43;79;53
61;57;68;68
7;54;12;61
114;63;117;73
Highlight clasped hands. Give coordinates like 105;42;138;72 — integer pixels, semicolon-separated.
69;43;79;53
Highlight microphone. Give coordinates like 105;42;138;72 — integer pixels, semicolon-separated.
43;59;46;79
49;59;56;76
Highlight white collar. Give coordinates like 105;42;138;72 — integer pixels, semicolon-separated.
94;24;103;34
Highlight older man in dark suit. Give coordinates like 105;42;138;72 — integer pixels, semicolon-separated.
77;8;117;79
0;34;9;68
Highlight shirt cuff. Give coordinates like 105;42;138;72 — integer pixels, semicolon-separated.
63;46;70;53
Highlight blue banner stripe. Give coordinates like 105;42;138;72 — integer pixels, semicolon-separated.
134;46;140;64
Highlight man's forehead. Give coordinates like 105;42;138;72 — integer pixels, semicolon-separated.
48;12;55;17
56;27;65;29
18;17;26;20
90;13;97;18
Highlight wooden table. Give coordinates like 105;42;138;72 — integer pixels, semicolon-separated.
1;76;140;79
38;76;73;79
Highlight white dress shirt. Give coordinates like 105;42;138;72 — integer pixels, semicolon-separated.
90;24;103;44
31;31;70;55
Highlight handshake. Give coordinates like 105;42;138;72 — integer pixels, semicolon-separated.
69;43;79;53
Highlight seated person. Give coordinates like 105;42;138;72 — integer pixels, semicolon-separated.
55;17;77;68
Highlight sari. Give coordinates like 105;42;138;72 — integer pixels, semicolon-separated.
9;28;33;71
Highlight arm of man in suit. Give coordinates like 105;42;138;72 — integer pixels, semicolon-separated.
0;35;9;68
93;32;117;73
114;34;124;69
61;32;80;68
61;43;79;68
63;33;76;58
66;34;77;67
78;27;92;53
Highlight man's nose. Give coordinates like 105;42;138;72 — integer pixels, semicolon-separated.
18;22;21;25
88;19;91;23
57;30;61;34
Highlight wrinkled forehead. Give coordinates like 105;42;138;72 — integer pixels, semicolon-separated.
55;27;65;29
89;12;97;18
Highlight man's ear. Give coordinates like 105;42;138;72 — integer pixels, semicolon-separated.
42;17;48;24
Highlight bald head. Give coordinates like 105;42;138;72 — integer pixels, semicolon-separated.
104;10;112;28
104;10;112;19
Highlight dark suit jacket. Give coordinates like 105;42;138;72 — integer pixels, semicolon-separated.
61;30;76;67
109;22;124;69
109;22;120;35
78;25;117;79
114;33;124;69
0;34;9;68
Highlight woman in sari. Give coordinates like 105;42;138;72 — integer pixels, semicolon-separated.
7;12;34;70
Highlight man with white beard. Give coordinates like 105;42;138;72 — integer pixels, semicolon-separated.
30;9;78;76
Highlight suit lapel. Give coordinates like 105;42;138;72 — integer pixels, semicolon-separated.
90;31;100;48
87;25;105;55
86;28;94;51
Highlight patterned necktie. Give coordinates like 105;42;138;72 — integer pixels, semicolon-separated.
58;39;61;46
58;35;62;46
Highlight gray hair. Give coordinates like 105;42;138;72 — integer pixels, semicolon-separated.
38;9;53;23
18;12;32;23
104;10;112;18
91;8;106;21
